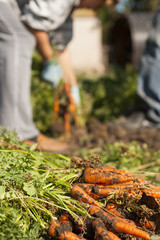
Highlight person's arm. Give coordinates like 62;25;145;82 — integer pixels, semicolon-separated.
58;48;81;106
25;26;80;104
58;48;77;87
78;0;105;9
78;0;120;9
30;27;78;88
27;27;53;60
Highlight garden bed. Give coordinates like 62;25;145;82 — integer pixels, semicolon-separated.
49;118;160;153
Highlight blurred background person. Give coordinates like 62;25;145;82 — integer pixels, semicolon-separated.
0;0;113;152
108;2;160;129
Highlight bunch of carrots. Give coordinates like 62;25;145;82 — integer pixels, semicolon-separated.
48;165;160;239
53;83;78;132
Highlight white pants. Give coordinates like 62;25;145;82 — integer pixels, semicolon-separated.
0;2;39;140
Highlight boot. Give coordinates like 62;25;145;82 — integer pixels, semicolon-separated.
23;133;74;154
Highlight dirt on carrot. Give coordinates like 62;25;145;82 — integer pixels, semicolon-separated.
91;218;121;240
71;184;101;207
48;218;73;238
106;203;125;218
48;220;61;237
59;213;72;225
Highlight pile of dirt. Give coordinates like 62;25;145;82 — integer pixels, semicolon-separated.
107;125;160;151
49;118;160;152
50;119;160;150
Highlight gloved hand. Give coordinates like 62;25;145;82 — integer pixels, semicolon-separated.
70;85;81;106
41;58;63;89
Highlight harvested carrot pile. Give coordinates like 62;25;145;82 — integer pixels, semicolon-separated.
1;129;160;240
48;165;160;240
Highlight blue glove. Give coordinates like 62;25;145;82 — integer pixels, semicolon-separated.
70;85;81;106
41;58;63;89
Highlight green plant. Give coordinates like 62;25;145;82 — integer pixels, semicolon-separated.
79;64;138;123
0;128;88;239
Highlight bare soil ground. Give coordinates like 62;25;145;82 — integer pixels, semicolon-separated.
50;118;160;153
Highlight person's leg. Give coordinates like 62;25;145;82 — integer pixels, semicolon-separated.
0;3;76;153
0;2;39;140
108;40;160;130
137;7;160;123
137;54;160;123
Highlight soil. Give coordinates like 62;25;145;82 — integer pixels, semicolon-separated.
49;118;160;153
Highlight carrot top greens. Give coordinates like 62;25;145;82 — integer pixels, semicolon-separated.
0;128;88;240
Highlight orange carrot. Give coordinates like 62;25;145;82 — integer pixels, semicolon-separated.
89;206;150;239
64;112;70;132
147;183;160;192
59;213;72;225
71;184;101;207
74;183;100;200
141;187;160;198
48;219;60;237
106;203;136;226
139;219;156;230
85;184;101;199
107;203;156;231
91;181;135;199
144;220;152;229
106;203;118;210
59;231;87;240
49;215;73;238
74;182;137;200
92;218;121;240
107;231;122;240
137;181;160;201
106;203;123;217
59;212;73;232
83;167;134;185
53;99;59;118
